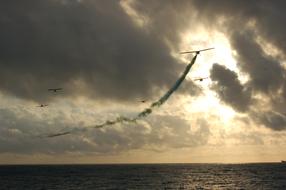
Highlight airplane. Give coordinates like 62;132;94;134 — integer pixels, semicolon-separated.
46;132;70;138
140;100;147;103
37;104;48;107
194;77;209;82
180;47;215;55
48;88;63;92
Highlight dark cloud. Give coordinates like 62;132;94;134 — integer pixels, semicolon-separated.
229;30;284;94
252;111;286;131
0;0;194;103
130;0;195;49
210;64;252;112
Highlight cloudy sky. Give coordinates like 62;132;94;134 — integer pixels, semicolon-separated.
1;0;286;164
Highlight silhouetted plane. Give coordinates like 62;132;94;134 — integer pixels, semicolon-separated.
194;77;208;82
47;132;70;138
140;100;146;103
180;47;215;55
37;104;48;107
48;88;63;92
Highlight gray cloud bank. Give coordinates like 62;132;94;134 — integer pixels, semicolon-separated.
0;108;210;154
0;0;197;103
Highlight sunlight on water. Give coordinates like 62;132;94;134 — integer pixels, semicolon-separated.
1;164;285;189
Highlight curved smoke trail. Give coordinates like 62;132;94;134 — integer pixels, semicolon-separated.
44;54;198;138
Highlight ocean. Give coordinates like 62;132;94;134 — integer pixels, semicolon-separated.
0;163;285;189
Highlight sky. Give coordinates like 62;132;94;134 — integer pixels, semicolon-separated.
0;0;286;164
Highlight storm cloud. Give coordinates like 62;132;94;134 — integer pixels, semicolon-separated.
0;0;189;103
210;64;252;112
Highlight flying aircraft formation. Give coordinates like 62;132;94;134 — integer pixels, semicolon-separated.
45;47;215;138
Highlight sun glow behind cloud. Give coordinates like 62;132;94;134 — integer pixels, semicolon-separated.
180;29;238;75
90;13;252;151
178;29;239;125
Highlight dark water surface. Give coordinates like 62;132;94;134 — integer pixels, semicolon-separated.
0;163;285;189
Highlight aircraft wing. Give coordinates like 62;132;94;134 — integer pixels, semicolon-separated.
180;47;214;54
194;77;208;81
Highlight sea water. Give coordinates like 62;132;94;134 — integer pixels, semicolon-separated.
0;163;285;189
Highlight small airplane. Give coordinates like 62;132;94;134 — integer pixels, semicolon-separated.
46;131;70;138
180;47;215;55
140;100;147;103
48;88;63;92
37;104;48;107
194;77;209;82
